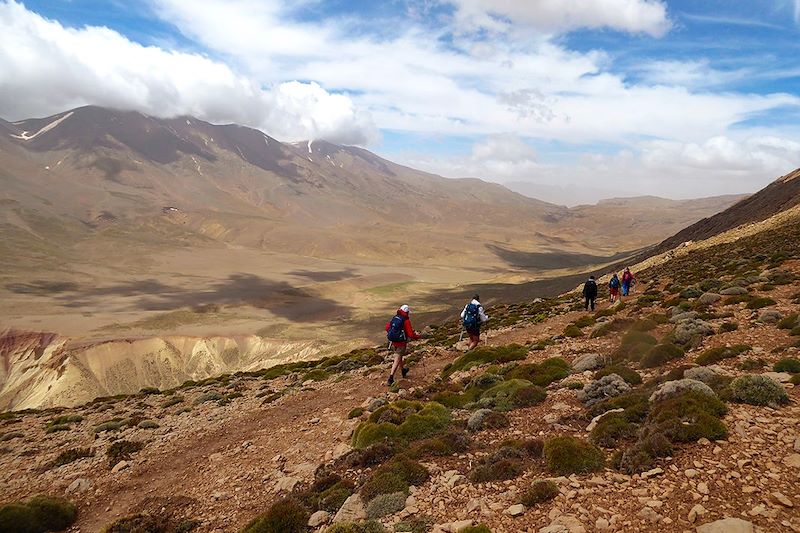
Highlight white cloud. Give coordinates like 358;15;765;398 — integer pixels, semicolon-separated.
446;0;672;37
0;0;377;144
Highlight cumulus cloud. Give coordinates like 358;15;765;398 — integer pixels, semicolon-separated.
446;0;672;37
0;0;376;144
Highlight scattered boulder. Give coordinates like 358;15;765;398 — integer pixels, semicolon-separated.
673;319;714;347
467;409;508;431
670;311;698;323
698;293;722;305
308;510;330;527
649;379;715;403
683;367;719;385
572;353;605;372
720;286;748;296
696;517;755;533
366;398;388;412
577;374;630;406
503;504;525;516
757;310;782;324
65;478;92;495
333;494;367;523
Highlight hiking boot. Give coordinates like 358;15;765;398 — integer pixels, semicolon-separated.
387;375;394;386
401;368;409;379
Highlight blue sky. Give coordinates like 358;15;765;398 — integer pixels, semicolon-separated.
1;0;799;202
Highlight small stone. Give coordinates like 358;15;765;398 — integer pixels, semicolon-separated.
696;517;755;533
771;492;793;508
308;510;330;527
697;482;709;495
111;460;129;473
784;454;800;468
65;478;92;495
685;469;698;478
642;467;664;478
595;517;610;531
504;504;525;516
333;494;367;523
209;452;224;462
688;504;707;523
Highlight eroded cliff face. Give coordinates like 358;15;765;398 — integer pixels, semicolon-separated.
0;329;333;410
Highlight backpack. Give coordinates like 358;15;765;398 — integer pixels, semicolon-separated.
610;277;620;289
387;315;407;342
462;303;481;330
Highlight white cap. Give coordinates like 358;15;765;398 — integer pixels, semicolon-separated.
400;304;410;313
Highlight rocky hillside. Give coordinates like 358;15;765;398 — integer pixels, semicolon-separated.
1;190;799;532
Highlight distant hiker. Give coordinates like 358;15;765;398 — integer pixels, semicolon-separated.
385;304;420;386
621;267;635;296
461;294;489;352
582;276;598;311
609;273;621;303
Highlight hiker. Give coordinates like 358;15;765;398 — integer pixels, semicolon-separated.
621;267;635;296
385;304;420;386
582;276;598;311
609;273;621;303
460;294;489;351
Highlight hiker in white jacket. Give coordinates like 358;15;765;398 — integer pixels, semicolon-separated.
460;294;489;351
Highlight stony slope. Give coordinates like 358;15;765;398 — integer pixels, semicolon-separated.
1;201;799;533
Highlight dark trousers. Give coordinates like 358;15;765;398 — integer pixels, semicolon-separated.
585;296;596;311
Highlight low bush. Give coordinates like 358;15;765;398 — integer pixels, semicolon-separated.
563;325;584;338
594;365;642;385
777;313;799;330
94;419;125;433
360;456;429;503
443;345;528;377
630;318;658;332
730;375;789;406
0;495;77;533
194;391;223;404
791;374;800;385
565;381;584;390
520;480;559;506
739;358;767;370
348;407;365;419
773;358;800;373
695;344;751;365
365;492;406;519
746;297;776;310
477;380;546;411
106;441;144;467
240;498;309;533
352;401;450;449
504;358;570;387
640;343;684;368
499;438;544;458
409;431;471;458
50;447;93;468
302;369;331;382
543;436;604;475
719;321;738;333
468;447;526;482
103;514;171;533
647;390;727;443
573;316;596;328
161;396;184;408
466;409;509;431
393;517;433;533
324;522;387;533
589;413;637;448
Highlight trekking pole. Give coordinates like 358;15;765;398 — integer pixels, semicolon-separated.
459;327;465;342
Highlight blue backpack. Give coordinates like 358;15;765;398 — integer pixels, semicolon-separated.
463;303;481;330
610;277;620;289
387;315;407;342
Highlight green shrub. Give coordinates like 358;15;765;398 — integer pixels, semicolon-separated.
360;456;429;502
647;391;727;443
348;407;365;419
352;402;450;449
409;431;470;458
589;413;636;447
719;322;738;332
443;345;528;377
194;391;223;404
499;438;544;458
573;316;596;328
746;297;776;309
563;325;584;338
325;521;387;533
0;495;77;533
48;415;83;427
107;440;144;467
50;447;93;468
631;318;657;332
565;381;584;390
458;526;492;533
791;374;800;385
161;396;184;408
302;369;331;382
138;420;159;429
504;358;569;386
543;436;604;475
739;358;766;370
520;480;559;506
594;366;642;385
139;387;161;395
777;313;799;330
240;499;309;533
45;424;71;433
478;380;545;411
774;358;800;373
468;452;525;483
103;514;171;533
365;492;406;519
696;344;751;365
94;419;125;433
730;375;789;406
640;343;684;368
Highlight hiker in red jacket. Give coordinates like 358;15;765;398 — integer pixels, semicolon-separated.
385;304;420;386
621;267;635;296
